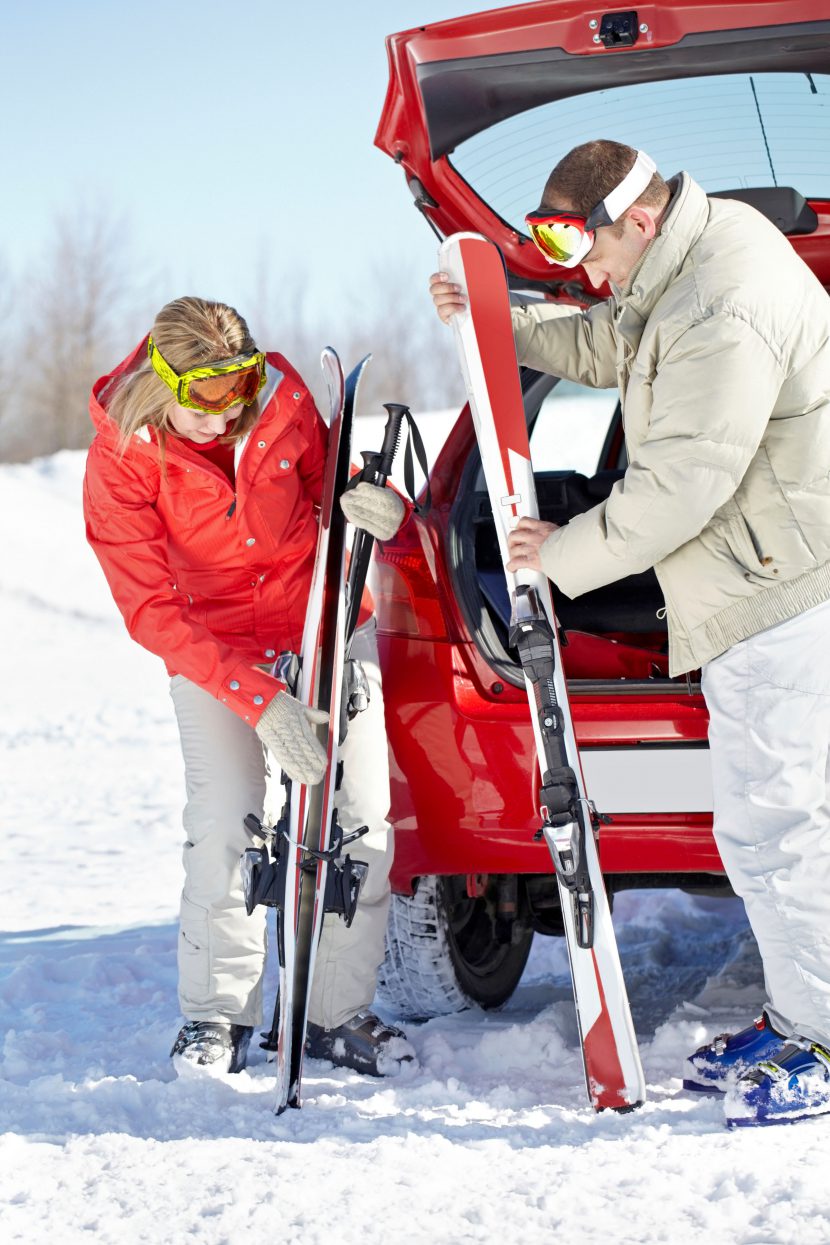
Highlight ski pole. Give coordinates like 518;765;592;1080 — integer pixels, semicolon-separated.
344;402;408;650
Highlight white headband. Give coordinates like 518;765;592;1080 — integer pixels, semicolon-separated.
592;150;658;227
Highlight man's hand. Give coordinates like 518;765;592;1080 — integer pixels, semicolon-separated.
429;271;467;324
254;691;329;785
340;481;406;541
506;518;560;573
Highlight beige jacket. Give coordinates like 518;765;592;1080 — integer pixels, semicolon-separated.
513;173;830;675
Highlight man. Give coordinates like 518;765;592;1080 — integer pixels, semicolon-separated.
430;140;830;1127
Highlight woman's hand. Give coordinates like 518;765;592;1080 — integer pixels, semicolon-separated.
506;517;560;573
340;481;406;541
255;692;329;785
429;271;467;323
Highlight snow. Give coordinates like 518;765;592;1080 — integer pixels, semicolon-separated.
2;448;829;1245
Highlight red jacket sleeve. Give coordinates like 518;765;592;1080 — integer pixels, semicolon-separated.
83;439;283;725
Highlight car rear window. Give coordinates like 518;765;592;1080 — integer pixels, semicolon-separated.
450;71;830;231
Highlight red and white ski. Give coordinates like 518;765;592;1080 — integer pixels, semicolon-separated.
440;232;645;1111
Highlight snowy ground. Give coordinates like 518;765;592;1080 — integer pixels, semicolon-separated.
2;446;829;1245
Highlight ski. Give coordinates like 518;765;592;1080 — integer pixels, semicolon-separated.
439;232;646;1112
241;349;372;1113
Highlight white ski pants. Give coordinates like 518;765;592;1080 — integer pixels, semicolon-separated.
701;598;830;1047
170;621;394;1030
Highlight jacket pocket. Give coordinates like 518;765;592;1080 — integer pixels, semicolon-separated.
720;504;783;585
173;569;255;635
733;450;818;576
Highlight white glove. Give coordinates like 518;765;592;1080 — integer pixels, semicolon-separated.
255;692;329;785
340;481;406;541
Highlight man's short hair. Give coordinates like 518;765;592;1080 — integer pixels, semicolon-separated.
541;139;669;220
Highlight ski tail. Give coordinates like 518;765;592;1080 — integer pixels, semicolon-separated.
439;232;645;1112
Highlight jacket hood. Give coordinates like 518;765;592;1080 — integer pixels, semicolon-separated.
89;333;150;444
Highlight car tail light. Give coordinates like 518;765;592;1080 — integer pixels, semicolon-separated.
372;548;449;639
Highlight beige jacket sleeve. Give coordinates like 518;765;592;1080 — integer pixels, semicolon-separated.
539;312;784;597
511;300;619;388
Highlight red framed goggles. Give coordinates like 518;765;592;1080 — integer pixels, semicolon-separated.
525;149;657;268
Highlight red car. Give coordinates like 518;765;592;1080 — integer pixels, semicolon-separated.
371;0;830;1018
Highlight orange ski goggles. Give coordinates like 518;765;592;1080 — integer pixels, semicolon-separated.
148;336;267;413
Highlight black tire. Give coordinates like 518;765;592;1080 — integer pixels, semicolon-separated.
376;874;534;1020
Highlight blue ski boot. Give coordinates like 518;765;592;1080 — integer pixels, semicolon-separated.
725;1040;830;1127
683;1013;786;1093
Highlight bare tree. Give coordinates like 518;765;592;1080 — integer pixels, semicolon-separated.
0;220;464;463
1;207;136;461
0;255;14;443
337;256;463;414
247;250;463;420
247;249;324;408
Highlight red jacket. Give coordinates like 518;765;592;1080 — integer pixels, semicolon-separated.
84;337;350;726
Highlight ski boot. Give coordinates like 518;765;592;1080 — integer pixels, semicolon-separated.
725;1039;830;1127
683;1013;786;1093
170;1021;253;1075
305;1010;416;1077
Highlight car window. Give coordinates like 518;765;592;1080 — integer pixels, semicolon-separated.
450;71;830;231
530;380;619;475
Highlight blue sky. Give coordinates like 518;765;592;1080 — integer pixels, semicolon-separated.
1;0;487;329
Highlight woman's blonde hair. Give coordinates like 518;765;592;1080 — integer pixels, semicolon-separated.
107;296;263;455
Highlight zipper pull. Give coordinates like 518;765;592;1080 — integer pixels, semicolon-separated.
226;497;237;518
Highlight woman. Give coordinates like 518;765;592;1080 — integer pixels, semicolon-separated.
84;296;414;1078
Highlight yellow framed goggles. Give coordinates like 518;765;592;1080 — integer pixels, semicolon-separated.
148;335;267;413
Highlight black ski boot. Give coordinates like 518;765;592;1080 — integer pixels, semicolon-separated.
170;1021;253;1075
305;1010;416;1077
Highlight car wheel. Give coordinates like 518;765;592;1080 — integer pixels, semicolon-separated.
376;874;534;1020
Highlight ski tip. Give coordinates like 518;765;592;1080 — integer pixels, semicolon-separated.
437;231;491;268
439;230;488;250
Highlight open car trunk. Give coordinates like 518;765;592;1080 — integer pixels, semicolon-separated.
376;3;830;294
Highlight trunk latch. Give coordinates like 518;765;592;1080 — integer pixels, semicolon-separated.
599;11;640;48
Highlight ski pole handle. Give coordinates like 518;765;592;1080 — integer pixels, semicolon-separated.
374;403;407;483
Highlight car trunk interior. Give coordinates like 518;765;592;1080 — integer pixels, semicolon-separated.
448;371;674;690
